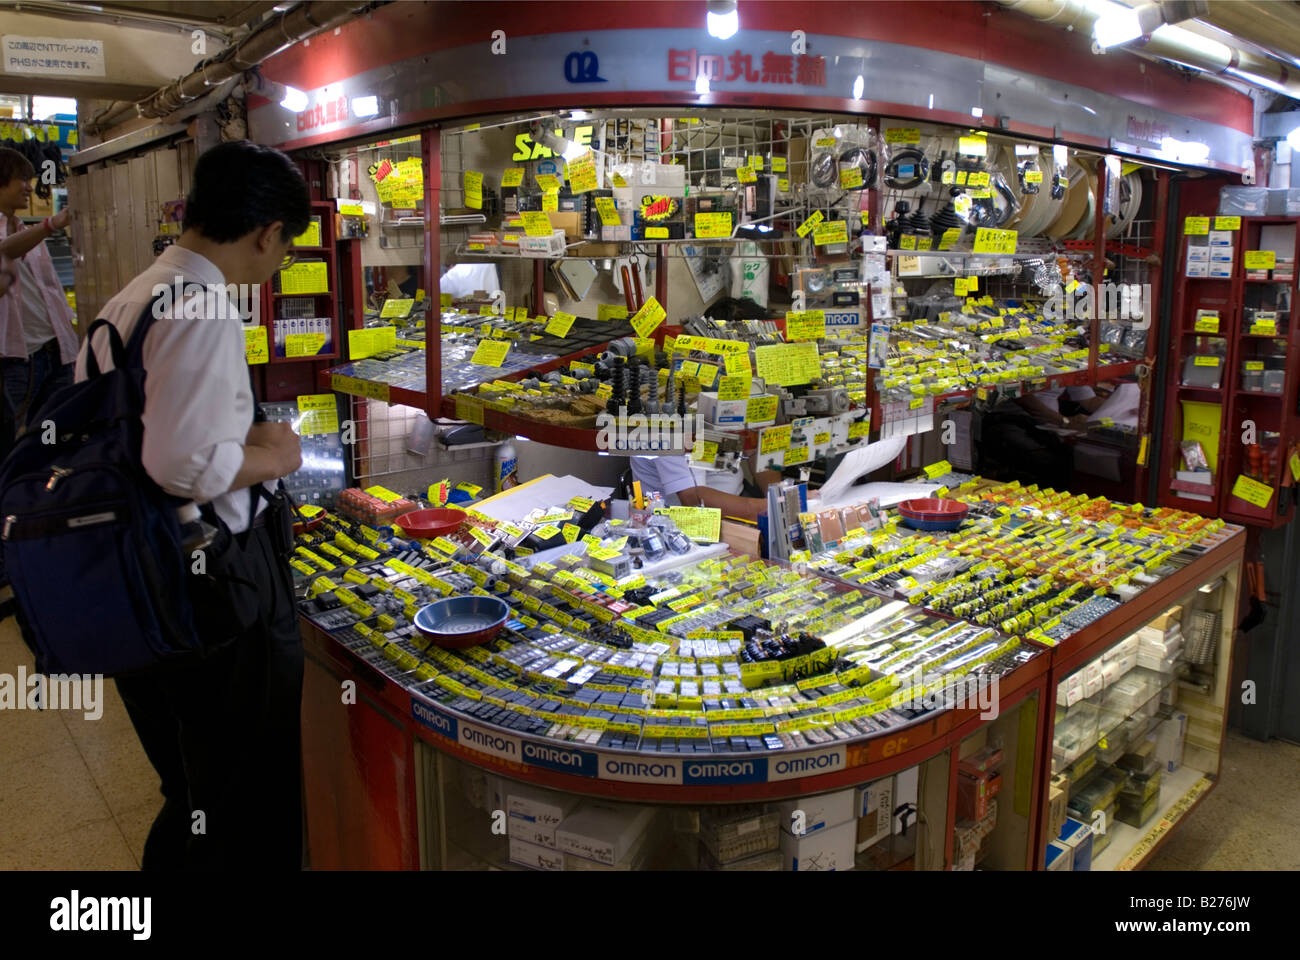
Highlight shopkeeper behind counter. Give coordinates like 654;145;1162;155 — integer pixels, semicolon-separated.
629;454;782;522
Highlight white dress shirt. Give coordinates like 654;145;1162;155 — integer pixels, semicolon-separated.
629;455;744;505
74;245;268;533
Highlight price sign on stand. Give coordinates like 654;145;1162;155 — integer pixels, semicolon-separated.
972;228;1017;254
597;303;628;322
501;167;524;188
785;310;826;341
544;311;577;338
470;339;510;366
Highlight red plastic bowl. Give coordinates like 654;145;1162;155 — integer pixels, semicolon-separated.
899;498;967;517
394;507;466;539
898;498;969;531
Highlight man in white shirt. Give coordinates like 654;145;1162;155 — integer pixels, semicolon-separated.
76;140;308;871
629;454;779;521
0;147;79;465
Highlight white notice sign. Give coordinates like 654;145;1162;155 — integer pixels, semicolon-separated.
2;36;105;77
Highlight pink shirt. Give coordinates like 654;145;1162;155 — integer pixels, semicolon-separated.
0;216;78;363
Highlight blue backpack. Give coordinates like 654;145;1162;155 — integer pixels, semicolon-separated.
0;303;201;675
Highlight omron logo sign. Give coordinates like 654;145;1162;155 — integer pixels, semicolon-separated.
459;724;519;759
683;758;768;784
522;741;598;777
600;758;682;784
768;747;845;782
410;699;457;740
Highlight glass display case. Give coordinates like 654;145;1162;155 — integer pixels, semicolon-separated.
1041;564;1239;871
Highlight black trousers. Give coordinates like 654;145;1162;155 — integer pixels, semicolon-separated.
116;521;304;870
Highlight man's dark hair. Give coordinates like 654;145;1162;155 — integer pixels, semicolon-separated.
182;140;311;243
0;147;35;186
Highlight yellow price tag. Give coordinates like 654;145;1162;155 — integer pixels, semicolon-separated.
1183;216;1210;235
244;325;269;365
597;303;628;322
630;297;667;338
595;196;620;227
796;210;824;238
470;339;510;366
812;220;848;246
520;211;552;237
1214;216;1240;231
501;167;524;188
694;211;732;239
746;394;778;423
1244;250;1276;270
1231;474;1274;509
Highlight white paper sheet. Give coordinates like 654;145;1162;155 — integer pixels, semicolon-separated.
474;474;614;522
816;435;908;505
810;480;943;511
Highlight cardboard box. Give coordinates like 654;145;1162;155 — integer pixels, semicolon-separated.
779;818;856;871
1208;230;1234;246
1045;839;1072;871
855;778;894;852
1185;261;1209;277
776;787;856;837
508;785;580;848
556;802;656;866
1058;817;1094;871
509;837;564;871
697;391;751;429
1047;774;1070;840
1186;244;1211;261
1154;713;1187;773
547;210;584;240
957;769;1002;821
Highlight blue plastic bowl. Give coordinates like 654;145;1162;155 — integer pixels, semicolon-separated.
414;596;510;648
900;514;966;531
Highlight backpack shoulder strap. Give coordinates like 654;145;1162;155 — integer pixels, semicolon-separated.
123;297;167;370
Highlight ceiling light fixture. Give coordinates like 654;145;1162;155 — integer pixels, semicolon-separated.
707;0;739;40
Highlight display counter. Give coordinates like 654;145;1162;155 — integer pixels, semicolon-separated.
296;479;1243;871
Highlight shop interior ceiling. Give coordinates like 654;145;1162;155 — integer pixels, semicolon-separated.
0;1;282;101
1000;1;1300;102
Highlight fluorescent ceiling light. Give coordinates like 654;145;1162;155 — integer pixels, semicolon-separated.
695;74;711;95
1093;6;1142;48
852;75;864;100
562;140;587;161
351;95;379;118
279;85;308;112
971;106;984;118
1152;24;1231;61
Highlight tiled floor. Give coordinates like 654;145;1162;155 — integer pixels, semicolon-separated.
1;614;1297;870
0;617;158;869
